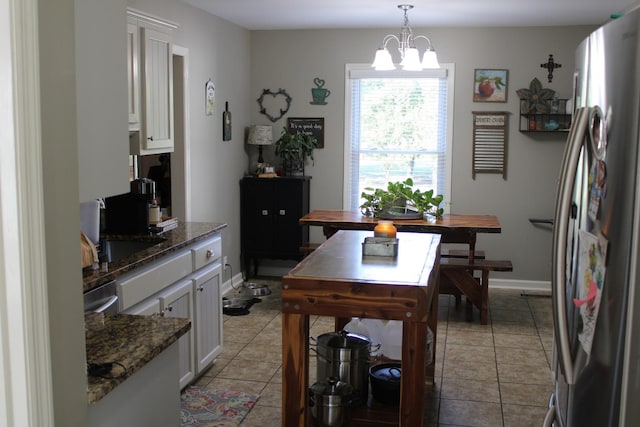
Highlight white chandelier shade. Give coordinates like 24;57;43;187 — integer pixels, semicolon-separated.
371;4;440;71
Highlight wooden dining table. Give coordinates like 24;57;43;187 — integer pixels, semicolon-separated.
282;230;441;427
299;210;507;324
299;209;502;261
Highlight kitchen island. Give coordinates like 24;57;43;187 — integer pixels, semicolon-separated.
282;230;441;427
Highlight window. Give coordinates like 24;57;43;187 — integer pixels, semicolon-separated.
343;64;454;213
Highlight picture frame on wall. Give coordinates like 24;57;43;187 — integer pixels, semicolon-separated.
473;69;508;103
205;79;215;115
287;117;325;148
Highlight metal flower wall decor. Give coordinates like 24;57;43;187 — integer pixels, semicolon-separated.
516;78;556;113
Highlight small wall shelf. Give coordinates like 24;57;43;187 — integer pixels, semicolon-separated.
519;98;572;133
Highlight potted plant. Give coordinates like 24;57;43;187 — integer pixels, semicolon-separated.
274;127;316;176
360;178;444;219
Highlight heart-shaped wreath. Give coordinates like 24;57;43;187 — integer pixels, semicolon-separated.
257;88;292;122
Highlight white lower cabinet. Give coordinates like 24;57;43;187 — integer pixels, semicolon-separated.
193;262;223;373
115;233;223;389
159;279;195;389
122;297;160;316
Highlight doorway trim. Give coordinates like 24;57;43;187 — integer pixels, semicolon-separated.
172;45;191;221
0;0;54;424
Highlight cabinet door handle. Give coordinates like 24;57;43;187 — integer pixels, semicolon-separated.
261;210;269;216
198;286;204;292
279;209;286;215
147;136;154;141
165;305;173;313
206;249;213;259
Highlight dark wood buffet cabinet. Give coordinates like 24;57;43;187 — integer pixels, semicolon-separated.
240;176;310;277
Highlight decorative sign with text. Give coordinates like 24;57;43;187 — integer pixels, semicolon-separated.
287;117;324;148
472;111;509;179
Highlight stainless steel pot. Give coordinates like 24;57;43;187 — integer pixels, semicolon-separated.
309;377;353;427
312;331;372;406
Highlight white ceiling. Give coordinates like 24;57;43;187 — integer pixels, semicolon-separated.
184;0;638;30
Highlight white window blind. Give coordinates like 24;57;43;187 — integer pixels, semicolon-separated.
343;64;454;212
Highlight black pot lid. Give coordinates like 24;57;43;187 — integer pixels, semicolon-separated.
370;363;402;382
318;331;371;349
310;377;353;397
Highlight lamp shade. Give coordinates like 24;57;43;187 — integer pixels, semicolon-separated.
372;48;395;70
400;48;422;71
421;48;440;69
247;125;273;145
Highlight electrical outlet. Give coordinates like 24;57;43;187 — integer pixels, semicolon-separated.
223;256;228;267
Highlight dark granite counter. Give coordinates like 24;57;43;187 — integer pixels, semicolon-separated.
82;222;227;293
85;312;191;404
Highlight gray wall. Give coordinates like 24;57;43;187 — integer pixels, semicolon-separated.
40;1;252;424
128;0;252;275
39;0;88;424
250;25;595;285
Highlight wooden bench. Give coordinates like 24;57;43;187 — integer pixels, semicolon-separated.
299;242;321;256
441;248;485;259
439;257;513;325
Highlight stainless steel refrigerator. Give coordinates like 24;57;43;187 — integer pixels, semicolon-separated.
545;6;640;427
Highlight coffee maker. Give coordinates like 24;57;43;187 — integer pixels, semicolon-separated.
105;178;156;234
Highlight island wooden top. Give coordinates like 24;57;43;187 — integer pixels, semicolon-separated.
286;230;440;289
299;209;502;234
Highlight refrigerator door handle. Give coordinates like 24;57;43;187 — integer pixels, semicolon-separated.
543;403;556;427
552;106;591;386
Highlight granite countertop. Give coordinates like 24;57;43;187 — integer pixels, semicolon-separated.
85;312;191;404
83;221;227;293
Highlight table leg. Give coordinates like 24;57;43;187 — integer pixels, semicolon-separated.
282;312;310;427
426;271;439;384
400;319;427;427
322;225;338;239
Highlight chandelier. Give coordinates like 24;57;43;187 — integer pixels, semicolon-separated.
372;4;439;71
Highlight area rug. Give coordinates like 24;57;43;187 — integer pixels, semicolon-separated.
181;385;259;427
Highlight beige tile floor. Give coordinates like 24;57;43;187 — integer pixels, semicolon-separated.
194;278;554;426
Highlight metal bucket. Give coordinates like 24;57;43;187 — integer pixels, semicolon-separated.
312;331;372;406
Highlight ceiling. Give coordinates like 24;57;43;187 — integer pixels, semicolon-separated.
184;0;638;30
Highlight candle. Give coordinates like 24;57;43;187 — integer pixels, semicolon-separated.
374;220;397;238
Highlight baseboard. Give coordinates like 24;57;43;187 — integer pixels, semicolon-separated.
489;278;551;293
221;271;245;296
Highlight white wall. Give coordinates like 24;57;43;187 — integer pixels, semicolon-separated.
250;25;595;283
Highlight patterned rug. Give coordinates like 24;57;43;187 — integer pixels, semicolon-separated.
181;385;259;427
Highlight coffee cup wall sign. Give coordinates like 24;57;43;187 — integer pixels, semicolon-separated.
257;88;292;122
310;77;330;105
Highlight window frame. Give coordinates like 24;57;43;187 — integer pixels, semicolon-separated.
342;63;455;213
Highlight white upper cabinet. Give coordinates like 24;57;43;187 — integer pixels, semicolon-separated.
141;27;174;151
127;9;177;155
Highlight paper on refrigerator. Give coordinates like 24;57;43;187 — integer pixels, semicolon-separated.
573;229;608;357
